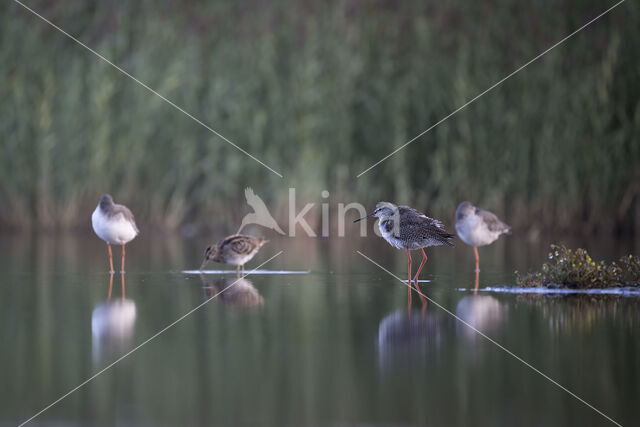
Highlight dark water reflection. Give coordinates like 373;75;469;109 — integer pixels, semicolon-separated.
377;308;450;371
0;233;638;426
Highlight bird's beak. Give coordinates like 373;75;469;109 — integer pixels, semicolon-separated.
200;259;208;271
354;212;375;223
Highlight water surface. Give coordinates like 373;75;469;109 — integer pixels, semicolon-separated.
1;233;638;426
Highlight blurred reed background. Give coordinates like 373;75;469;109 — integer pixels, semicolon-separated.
1;0;638;234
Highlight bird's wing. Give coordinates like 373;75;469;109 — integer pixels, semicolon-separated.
223;234;257;255
478;209;511;234
399;205;444;229
112;204;139;233
396;206;454;245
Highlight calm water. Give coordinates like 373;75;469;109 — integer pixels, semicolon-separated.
1;232;639;426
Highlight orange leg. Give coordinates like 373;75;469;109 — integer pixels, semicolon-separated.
121;244;126;273
413;248;428;285
407;249;412;285
121;273;126;301
107;244;114;273
474;270;479;296
107;273;114;300
413;248;428;306
407;249;412;309
474;245;480;273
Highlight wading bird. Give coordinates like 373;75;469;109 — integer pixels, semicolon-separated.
455;201;511;273
200;234;268;276
92;194;139;273
355;202;454;293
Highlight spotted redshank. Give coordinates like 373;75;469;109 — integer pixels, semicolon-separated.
92;194;139;273
200;234;268;275
455;201;511;273
355;202;454;295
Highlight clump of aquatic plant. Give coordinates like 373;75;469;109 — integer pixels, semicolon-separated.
516;245;640;288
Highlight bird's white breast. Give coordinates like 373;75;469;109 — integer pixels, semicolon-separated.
92;206;138;245
378;221;405;249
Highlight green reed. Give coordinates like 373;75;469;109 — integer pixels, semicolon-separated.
1;0;638;232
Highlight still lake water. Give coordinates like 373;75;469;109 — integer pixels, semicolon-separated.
1;232;638;426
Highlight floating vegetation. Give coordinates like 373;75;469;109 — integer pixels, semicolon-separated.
516;245;640;289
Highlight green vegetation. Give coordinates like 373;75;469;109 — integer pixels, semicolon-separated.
516;244;640;288
1;0;639;231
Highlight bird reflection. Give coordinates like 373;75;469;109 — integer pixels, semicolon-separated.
201;276;264;308
91;273;137;364
455;295;507;340
377;306;449;370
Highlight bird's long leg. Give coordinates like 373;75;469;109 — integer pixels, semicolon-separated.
407;249;412;285
413;248;428;306
121;273;126;301
121;244;126;273
413;248;428;285
474;245;480;273
474;270;479;296
107;244;114;273
407;249;412;310
107;273;114;301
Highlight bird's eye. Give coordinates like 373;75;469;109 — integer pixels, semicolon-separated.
204;246;211;255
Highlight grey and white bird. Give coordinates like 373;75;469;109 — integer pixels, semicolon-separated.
455;201;511;272
355;202;454;292
92;194;139;273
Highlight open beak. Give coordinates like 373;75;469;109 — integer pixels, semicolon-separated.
200;259;208;271
354;212;375;223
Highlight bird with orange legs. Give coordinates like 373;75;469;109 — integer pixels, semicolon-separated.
455;201;511;290
92;194;139;273
355;202;455;307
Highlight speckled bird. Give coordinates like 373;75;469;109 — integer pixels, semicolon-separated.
455;201;511;272
200;234;268;275
355;202;454;289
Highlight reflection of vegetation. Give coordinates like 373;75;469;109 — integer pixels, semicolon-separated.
2;1;639;231
516;294;640;332
516;244;640;288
